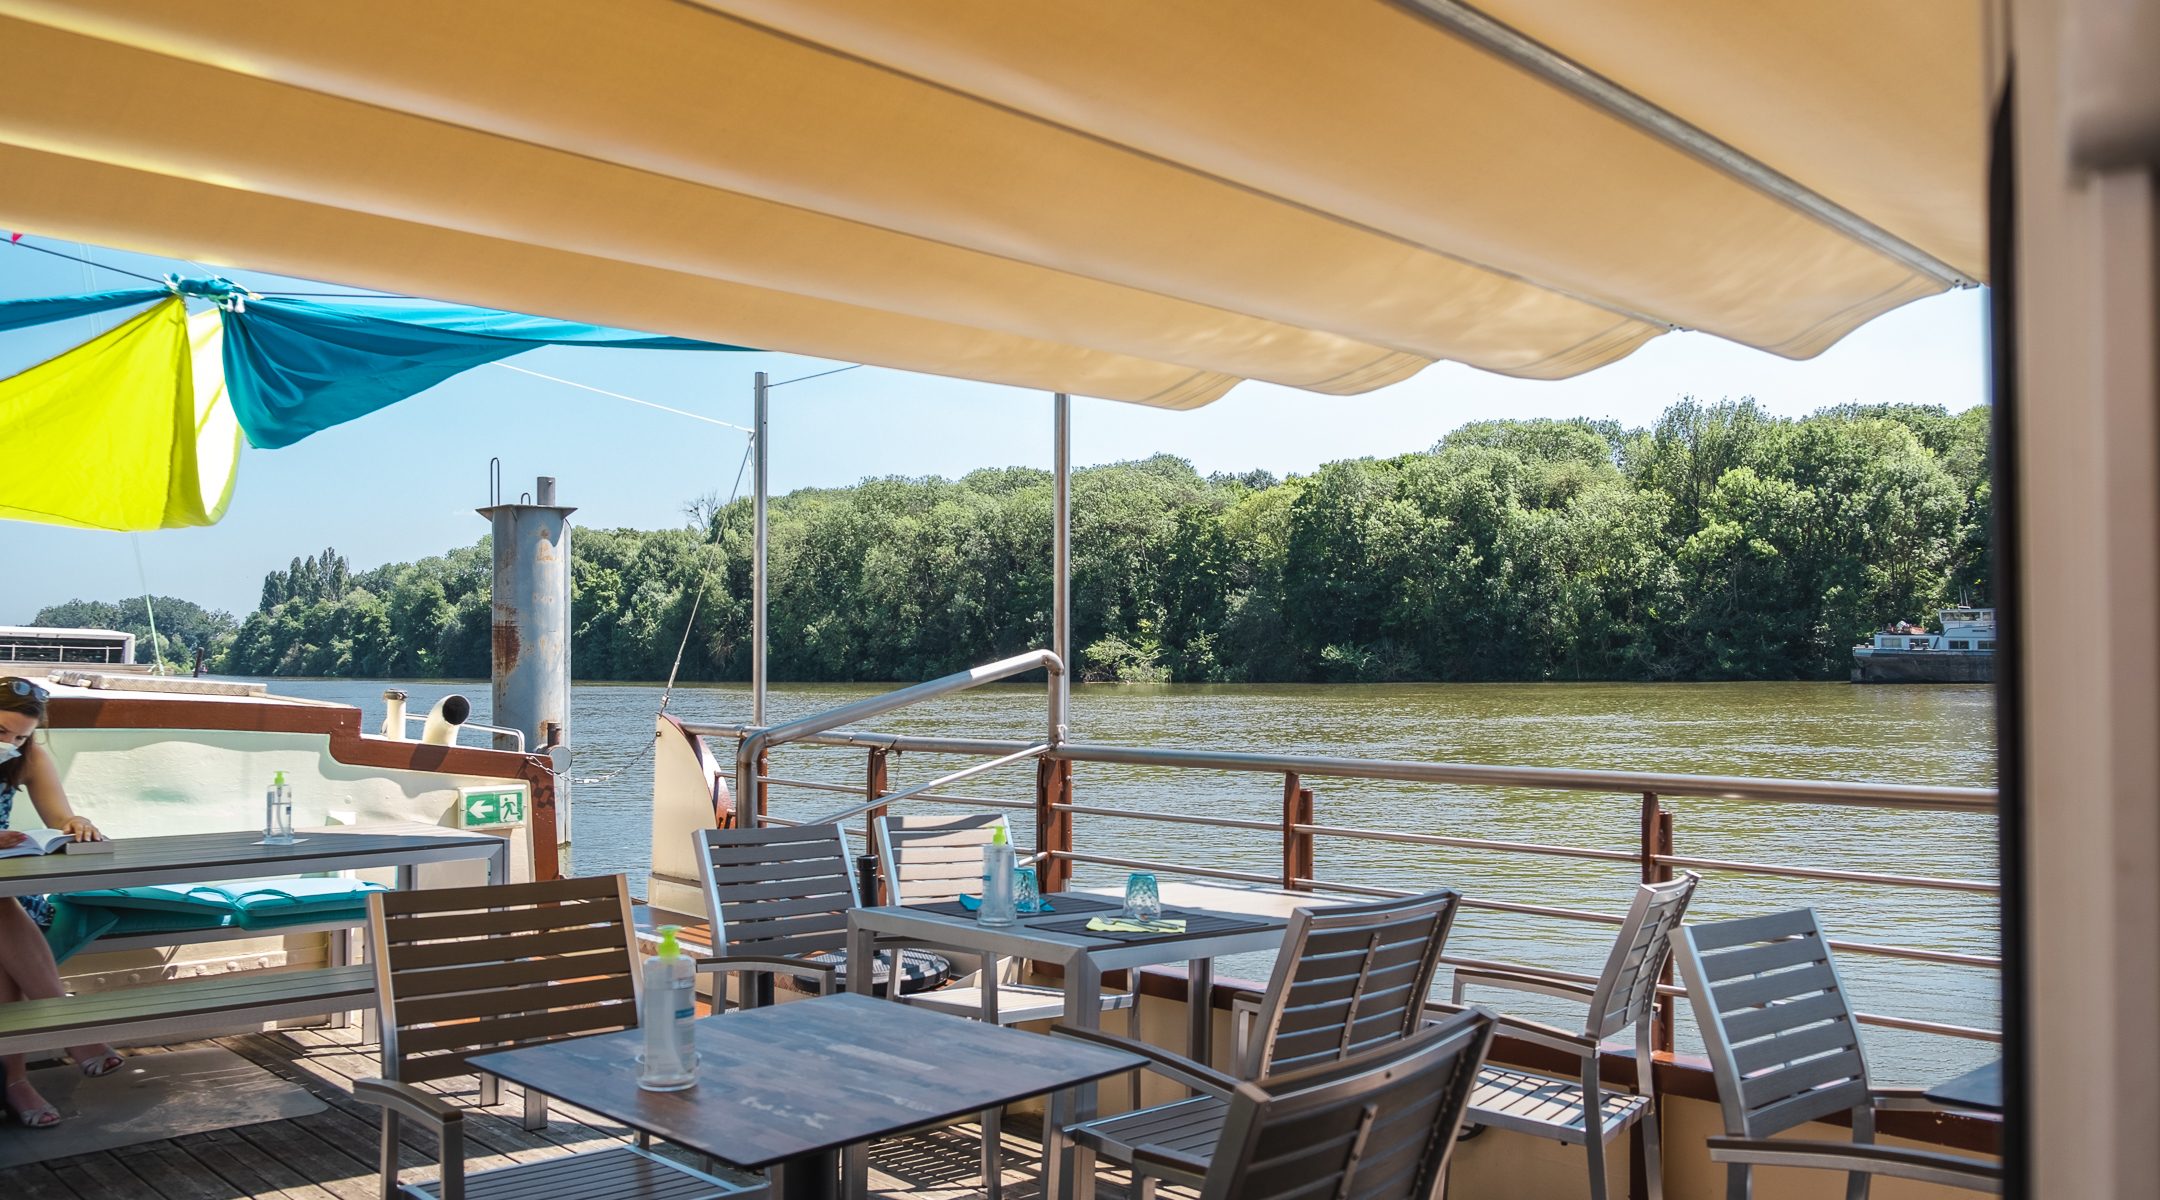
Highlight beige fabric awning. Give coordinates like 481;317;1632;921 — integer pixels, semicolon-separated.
0;1;1994;407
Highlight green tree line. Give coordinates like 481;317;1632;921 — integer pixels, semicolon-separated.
24;596;237;670
34;399;1991;683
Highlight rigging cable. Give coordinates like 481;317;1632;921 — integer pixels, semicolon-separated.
1;236;165;284
766;363;862;388
129;535;169;675
659;435;756;714
568;423;757;788
487;361;754;431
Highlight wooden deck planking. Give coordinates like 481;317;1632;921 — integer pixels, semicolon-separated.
0;1026;1139;1200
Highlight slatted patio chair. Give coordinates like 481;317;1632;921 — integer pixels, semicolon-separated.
694;823;993;1192
1438;871;1698;1200
693;823;951;1007
872;811;1142;1198
873;811;1138;1026
1672;909;2003;1198
1051;889;1461;1198
356;874;763;1200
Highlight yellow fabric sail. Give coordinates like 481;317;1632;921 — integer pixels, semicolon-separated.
0;296;241;530
0;2;1996;407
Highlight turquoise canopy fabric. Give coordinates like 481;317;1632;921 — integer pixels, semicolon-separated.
222;295;753;448
1;279;756;451
0;286;165;334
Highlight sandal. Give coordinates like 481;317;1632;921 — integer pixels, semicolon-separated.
4;1078;60;1128
68;1043;125;1077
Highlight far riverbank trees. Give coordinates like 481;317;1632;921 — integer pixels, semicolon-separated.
99;398;1989;683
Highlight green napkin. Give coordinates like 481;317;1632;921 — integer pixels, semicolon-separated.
1086;916;1186;933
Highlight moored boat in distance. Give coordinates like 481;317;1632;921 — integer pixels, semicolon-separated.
0;624;146;673
1852;607;1995;683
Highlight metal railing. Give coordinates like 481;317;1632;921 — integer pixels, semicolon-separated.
685;715;2000;1049
682;649;1064;826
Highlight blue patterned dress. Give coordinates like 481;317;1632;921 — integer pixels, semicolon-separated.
0;781;56;928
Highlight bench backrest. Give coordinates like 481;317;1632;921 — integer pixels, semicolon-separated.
369;874;641;1086
696;823;860;960
1202;1007;1494;1200
1246;890;1461;1079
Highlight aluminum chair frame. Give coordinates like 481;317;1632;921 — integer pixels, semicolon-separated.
1053;889;1462;1198
1441;871;1699;1200
1065;1006;1494;1200
356;874;762;1200
1672;908;2003;1198
694;822;1006;1198
692;824;865;1010
872;811;1139;1024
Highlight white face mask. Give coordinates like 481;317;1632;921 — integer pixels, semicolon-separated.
0;743;18;767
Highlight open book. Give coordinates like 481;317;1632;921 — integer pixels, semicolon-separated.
0;829;115;859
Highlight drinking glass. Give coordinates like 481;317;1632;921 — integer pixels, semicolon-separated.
1014;866;1042;915
1123;871;1162;921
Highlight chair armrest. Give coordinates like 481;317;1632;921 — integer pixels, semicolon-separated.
1230;991;1263;1067
1130;1145;1213;1188
1426;1002;1596;1058
1050;1024;1240;1099
357;1077;468;1195
1707;1137;2003;1193
1451;966;1597;1005
697;954;837;997
354;1077;464;1131
1872;1085;1994;1115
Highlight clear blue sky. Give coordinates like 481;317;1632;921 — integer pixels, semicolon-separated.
0;234;1988;620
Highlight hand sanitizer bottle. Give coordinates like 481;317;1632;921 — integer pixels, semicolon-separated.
275;772;295;842
263;771;296;845
979;824;1017;927
638;925;698;1091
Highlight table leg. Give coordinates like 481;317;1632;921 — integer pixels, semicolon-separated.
846;923;874;998
1045;955;1103;1200
772;1148;841;1200
980;951;1004;1200
395;863;417;891
842;921;874;1200
1187;957;1215;1066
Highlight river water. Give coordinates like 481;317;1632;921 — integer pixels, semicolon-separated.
256;677;1997;1082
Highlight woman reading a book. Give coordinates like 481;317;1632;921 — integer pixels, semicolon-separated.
0;677;121;1128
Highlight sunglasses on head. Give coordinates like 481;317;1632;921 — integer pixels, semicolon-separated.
4;678;49;703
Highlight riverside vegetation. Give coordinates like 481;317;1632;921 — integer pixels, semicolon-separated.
32;400;1991;684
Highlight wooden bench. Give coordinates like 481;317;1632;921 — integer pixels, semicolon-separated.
0;963;377;1059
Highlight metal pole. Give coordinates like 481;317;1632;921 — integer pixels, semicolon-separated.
479;477;575;871
753;371;769;726
1052;392;1071;743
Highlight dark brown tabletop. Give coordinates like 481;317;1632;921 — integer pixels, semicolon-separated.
468;991;1146;1171
0;826;507;898
1924;1058;2002;1113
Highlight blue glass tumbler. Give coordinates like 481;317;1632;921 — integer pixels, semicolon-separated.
1123;871;1162;921
1014;866;1042;915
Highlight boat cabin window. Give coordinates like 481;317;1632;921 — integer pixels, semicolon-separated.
1949;640;1970;650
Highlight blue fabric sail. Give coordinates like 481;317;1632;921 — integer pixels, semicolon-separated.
221;296;753;448
0;287;166;334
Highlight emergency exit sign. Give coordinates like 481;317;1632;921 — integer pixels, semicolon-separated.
458;785;529;829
